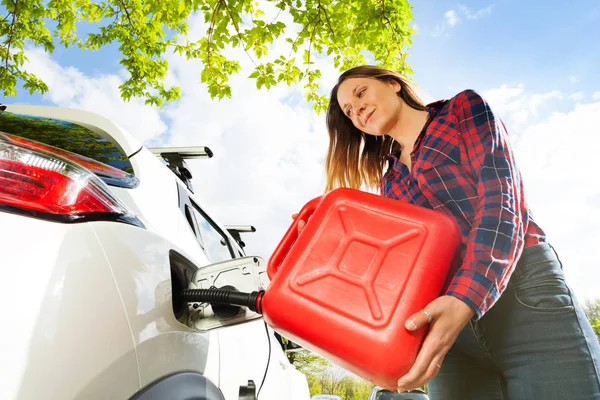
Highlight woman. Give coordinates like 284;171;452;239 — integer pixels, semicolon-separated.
317;65;600;399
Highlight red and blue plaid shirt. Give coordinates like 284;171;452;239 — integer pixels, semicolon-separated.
381;89;546;319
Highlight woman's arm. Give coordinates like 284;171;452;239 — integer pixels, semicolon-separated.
446;89;525;319
397;89;526;392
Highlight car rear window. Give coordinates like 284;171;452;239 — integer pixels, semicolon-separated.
0;111;134;174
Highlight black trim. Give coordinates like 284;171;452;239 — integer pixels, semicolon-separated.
176;184;235;260
129;372;224;400
99;173;140;189
161;153;195;193
256;321;271;398
169;250;199;320
0;205;145;229
128;145;144;159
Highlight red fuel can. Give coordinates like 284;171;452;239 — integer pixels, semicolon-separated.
262;188;461;390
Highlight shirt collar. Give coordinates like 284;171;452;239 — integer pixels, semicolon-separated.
384;100;446;169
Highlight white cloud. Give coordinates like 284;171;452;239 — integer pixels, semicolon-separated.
568;91;584;101
569;75;579;83
483;83;525;106
528;91;563;115
432;5;492;37
459;5;494;19
510;99;600;302
432;9;460;37
478;84;600;302
22;48;167;144
483;84;562;131
478;84;600;301
445;10;460;27
592;91;600;100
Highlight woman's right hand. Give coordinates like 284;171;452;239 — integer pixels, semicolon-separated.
291;213;307;234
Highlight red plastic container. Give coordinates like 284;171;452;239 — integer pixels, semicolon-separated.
262;188;461;390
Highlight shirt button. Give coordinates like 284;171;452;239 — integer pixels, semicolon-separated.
407;179;411;185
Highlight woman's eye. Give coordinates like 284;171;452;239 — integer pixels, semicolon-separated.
358;88;366;97
347;108;353;117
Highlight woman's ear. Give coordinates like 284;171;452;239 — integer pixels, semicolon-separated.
389;79;402;94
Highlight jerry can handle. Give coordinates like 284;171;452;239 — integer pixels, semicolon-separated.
267;195;322;279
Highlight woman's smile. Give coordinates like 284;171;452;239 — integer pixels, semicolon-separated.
363;109;374;125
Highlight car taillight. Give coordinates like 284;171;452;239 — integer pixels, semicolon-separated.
0;133;144;227
8;134;138;188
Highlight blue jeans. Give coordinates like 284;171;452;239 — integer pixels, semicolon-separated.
428;243;600;400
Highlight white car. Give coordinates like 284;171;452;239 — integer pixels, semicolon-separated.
0;103;310;400
368;387;429;400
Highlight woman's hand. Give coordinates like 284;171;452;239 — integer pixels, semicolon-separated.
396;295;475;392
291;212;306;234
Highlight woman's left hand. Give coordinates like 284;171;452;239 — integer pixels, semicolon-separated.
396;295;476;392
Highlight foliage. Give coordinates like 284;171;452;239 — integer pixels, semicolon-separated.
308;365;374;400
0;0;416;112
279;334;374;399
287;348;331;376
349;378;373;400
0;110;133;172
583;298;600;342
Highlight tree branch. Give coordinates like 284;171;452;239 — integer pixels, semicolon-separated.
206;0;224;81
318;2;335;40
317;0;350;65
381;0;401;53
287;12;319;59
116;0;138;36
306;11;320;69
222;0;257;67
2;0;19;78
268;7;282;25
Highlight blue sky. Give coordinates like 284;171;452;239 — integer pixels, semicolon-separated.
4;1;600;301
409;1;599;99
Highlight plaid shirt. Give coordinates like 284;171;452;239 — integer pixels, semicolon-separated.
381;89;546;319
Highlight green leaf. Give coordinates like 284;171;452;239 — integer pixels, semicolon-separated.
0;0;416;113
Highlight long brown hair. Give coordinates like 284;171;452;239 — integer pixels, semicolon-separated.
325;65;425;192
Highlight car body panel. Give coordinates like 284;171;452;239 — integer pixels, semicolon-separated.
0;212;139;400
89;221;221;389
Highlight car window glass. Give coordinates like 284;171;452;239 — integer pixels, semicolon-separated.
0;112;134;173
189;201;233;263
184;205;198;237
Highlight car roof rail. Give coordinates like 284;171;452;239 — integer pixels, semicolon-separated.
148;146;214;159
147;146;214;193
224;225;256;249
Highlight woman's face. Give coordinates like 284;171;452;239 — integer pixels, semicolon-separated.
336;76;402;136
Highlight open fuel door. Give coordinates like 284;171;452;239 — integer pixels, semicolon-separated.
185;255;269;332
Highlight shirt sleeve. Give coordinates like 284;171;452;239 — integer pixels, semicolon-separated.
445;89;525;319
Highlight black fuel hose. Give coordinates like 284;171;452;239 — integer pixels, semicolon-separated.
181;288;265;314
